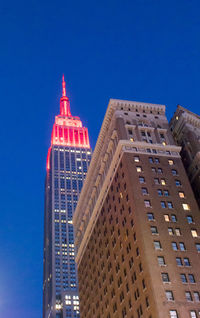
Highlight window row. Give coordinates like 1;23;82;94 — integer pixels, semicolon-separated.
157;256;191;267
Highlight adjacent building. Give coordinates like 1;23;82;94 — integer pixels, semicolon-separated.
170;105;200;208
43;76;92;318
73;99;200;318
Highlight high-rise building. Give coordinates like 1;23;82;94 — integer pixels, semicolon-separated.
73;99;200;318
43;76;92;318
170;105;200;208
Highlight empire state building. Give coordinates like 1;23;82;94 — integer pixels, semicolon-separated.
43;76;92;318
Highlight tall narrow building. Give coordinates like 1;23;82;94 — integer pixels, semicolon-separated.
74;99;200;318
43;76;92;318
170;105;200;208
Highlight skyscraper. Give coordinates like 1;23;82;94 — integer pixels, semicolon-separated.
74;99;200;318
43;76;92;318
170;105;200;208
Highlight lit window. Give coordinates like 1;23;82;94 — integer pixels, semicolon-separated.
169;310;178;318
162;273;170;282
180;273;187;283
65;300;72;305
151;226;158;234
168;160;174;165
179;242;186;251
182;203;190;211
187;215;194;224
154;241;162;250
165;290;174;301
175;228;181;236
161;179;166;185
188;274;195;283
194;292;200;302
134;156;140;162
191;230;198;237
158;256;165;266
147;213;154;221
172;242;178;251
136;166;142;172
168;228;174;236
179;192;185;198
144;200;151;207
185;291;192;301
190;311;197;318
164;214;170;222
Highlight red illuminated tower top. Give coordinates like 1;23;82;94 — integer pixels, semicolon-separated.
60;75;71;117
47;76;90;170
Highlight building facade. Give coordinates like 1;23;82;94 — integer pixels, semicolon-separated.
43;76;92;318
74;99;200;318
170;105;200;208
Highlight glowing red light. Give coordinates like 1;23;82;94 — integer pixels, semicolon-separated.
46;147;51;170
46;76;90;170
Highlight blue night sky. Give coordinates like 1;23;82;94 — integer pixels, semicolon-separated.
0;0;199;317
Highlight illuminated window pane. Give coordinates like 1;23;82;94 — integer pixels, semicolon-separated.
182;204;190;211
164;214;170;222
191;230;198;237
175;228;181;236
168;160;174;165
179;192;185;198
134;156;140;162
136;166;142;172
161;179;166;185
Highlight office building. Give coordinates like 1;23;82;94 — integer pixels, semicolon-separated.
43;76;92;318
170;105;200;208
74;99;200;318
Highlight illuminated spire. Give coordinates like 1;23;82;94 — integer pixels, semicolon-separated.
62;74;66;97
60;75;71;116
